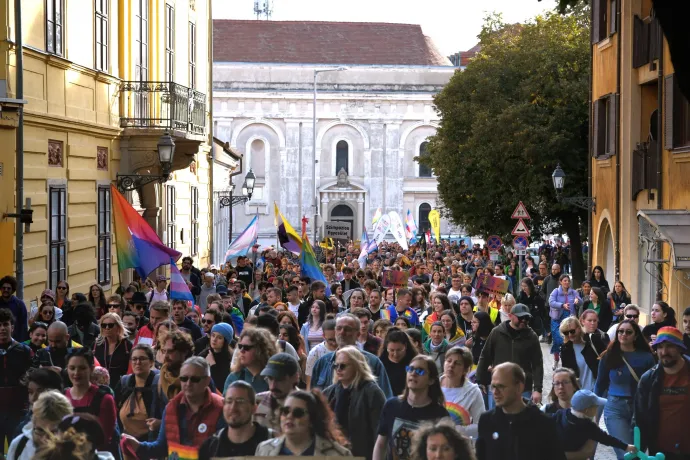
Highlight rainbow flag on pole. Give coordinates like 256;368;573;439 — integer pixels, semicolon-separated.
225;215;259;262
300;232;328;293
110;184;181;278
274;202;302;255
169;257;194;301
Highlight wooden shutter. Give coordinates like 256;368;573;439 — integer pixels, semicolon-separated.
593;98;606;157
609;0;618;35
665;75;675;150
592;0;603;44
632;143;645;199
646;138;660;190
649;18;660;62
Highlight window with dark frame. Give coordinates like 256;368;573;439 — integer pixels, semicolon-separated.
97;186;112;285
95;0;108;71
189;22;196;89
418;141;432;177
134;0;149;121
165;4;174;82
593;93;618;158
335;140;349;174
49;186;67;290
166;185;176;249
664;74;690;150
46;0;64;55
191;186;199;256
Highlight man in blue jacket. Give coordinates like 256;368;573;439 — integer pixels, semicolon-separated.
0;276;28;342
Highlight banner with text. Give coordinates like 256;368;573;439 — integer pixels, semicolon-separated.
323;221;352;240
476;273;510;296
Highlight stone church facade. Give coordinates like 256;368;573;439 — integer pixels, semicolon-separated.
212;20;460;244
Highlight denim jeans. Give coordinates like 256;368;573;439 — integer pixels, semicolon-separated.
551;319;563;355
604;396;634;460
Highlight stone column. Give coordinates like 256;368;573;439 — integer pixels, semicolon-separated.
356;193;365;236
320;193;330;240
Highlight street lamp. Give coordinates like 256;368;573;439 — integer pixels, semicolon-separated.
552;163;596;212
312;66;348;243
117;131;176;192
219;169;256;208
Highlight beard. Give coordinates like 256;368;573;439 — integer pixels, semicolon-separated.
228;416;252;429
661;357;679;368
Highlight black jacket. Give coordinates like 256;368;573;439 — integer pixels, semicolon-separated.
198;424;272;460
476;401;566;460
516;291;546;318
0;340;32;412
67;322;100;350
340;279;360;292
298;296;334;327
560;332;607;380
582;300;614;331
634;357;690;455
323;380;385;460
476;321;544;393
93;338;133;388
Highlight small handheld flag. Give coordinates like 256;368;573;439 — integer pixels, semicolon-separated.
169;258;194;302
225;215;259;262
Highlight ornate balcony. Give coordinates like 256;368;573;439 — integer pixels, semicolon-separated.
120;81;206;136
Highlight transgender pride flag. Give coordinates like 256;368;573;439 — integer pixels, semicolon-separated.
225;215;259;262
169;257;194;301
405;209;418;244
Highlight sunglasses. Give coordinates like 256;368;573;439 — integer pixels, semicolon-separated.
131;357;150;363
133;305;145;311
108;304;120;309
280;406;307;418
563;329;578;336
517;315;532;323
179;375;204;383
625;314;639;319
617;329;634;336
334;363;348;371
57;286;68;290
201;319;214;324
238;344;255;351
405;366;426;376
101;323;117;329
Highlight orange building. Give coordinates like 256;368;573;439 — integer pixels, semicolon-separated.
590;0;690;318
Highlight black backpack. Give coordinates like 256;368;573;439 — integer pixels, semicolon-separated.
14;434;30;458
72;385;123;460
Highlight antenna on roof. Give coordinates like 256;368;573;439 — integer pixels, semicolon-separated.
254;0;273;19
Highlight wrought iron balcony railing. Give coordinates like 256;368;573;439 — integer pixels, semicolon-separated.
120;81;206;135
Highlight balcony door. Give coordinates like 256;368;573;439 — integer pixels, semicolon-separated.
134;0;149;123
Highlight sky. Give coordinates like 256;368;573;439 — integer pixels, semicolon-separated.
213;0;557;56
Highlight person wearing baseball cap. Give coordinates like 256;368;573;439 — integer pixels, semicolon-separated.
254;353;300;433
634;326;690;458
476;303;544;408
552;389;636;457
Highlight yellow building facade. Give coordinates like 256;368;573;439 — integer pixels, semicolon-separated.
0;0;213;302
590;0;690;318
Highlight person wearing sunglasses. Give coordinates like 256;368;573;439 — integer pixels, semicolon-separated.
323;346;386;460
0;276;29;342
606;304;641;342
254;353;300;434
256;389;351;456
373;355;449;460
124;356;224;460
104;295;124;319
7;390;74;460
93;313;132;388
559;317;603;392
593;320;655;460
223;328;277;394
476;303;543;408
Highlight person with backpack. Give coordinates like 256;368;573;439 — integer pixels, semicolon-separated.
114;344;159;443
7;390;74;460
64;348;120;459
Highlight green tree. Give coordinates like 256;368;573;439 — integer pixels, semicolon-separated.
424;8;590;283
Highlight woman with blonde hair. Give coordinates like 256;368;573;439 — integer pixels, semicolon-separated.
499;293;516;323
93;312;132;387
323;346;385;460
560;315;606;391
7;390;74;460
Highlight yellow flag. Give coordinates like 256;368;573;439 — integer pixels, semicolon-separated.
429;209;441;242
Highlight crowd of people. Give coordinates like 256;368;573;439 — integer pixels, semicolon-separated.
0;239;688;460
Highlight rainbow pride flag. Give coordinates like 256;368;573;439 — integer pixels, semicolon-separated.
300;232;329;295
225;215;259;262
168;442;198;460
169;257;194;302
274;202;302;255
110;184;181;278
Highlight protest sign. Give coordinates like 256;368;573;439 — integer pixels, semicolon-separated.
382;270;410;287
476;273;510;296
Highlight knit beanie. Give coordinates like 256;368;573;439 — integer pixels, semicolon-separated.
211;323;234;344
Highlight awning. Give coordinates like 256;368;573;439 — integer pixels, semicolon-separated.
637;210;690;269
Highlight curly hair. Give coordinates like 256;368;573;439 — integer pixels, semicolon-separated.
33;427;93;460
232;327;277;373
162;329;194;359
411;420;476;460
286;390;349;448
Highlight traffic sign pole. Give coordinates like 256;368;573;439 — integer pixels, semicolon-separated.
510;203;531;291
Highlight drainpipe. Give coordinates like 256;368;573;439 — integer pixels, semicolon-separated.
382;124;387;214
15;0;24;298
208;0;214;265
587;8;594;279
298;122;302;218
655;13;664;300
614;0;622;282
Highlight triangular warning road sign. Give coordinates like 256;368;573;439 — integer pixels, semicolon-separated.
511;201;531;220
511;219;530;236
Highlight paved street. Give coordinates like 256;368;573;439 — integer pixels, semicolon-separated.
540;342;617;460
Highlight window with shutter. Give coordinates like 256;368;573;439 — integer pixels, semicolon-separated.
632;143;646;199
609;0;617;35
664;73;690;151
606;94;618;156
646;138;659;190
592;0;608;43
665;75;675;150
632;16;649;69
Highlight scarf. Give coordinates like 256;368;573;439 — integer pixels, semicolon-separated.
159;364;181;401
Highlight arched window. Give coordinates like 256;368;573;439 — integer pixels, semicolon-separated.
335;140;349;175
419;203;431;233
418;141;431;177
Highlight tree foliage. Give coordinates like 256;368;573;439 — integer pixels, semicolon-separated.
425;8;590;242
